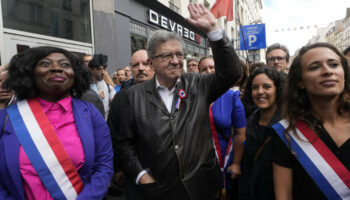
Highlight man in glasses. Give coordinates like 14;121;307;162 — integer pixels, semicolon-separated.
109;3;242;200
266;43;290;73
124;66;132;81
186;58;199;73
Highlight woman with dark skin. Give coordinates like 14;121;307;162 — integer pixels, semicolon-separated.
0;46;113;200
240;67;285;200
273;43;350;199
0;65;15;108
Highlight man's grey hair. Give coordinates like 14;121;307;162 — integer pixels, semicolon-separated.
266;43;290;62
147;30;184;58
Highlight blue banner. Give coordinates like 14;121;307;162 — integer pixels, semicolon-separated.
240;24;266;50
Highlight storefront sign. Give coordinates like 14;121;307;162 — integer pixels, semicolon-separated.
149;9;199;43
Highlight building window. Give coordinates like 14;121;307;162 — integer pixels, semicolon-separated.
169;0;179;13
1;0;92;43
80;1;88;16
130;22;147;37
200;48;205;56
131;34;147;54
63;19;73;38
63;0;72;11
148;28;156;38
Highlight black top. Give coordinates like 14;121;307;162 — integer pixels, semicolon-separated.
80;88;105;116
272;120;350;200
240;109;281;200
121;78;134;89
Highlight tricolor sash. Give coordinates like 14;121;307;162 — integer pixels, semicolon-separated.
7;99;83;200
273;119;350;199
209;106;233;171
209;106;233;199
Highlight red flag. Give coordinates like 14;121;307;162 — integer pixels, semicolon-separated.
210;0;233;21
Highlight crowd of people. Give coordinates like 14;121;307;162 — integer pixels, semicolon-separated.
0;2;350;200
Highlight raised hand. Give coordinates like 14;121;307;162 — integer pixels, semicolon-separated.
186;3;218;33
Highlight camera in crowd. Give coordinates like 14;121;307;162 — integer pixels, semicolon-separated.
89;54;108;69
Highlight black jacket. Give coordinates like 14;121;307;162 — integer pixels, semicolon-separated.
240;109;282;200
121;78;135;89
108;35;242;200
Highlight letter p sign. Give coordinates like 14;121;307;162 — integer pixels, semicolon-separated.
249;35;257;46
240;24;266;50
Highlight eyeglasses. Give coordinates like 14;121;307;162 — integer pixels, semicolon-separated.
267;56;286;62
187;64;198;67
152;52;186;62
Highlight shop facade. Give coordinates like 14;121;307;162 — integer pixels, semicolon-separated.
114;0;209;72
0;0;209;74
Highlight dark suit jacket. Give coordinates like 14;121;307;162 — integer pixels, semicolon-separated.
109;35;242;200
0;98;114;200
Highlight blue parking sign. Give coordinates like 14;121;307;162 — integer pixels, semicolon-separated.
240;24;266;50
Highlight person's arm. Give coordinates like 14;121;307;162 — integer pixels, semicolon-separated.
103;70;116;88
186;3;242;102
0;184;15;200
108;84;116;103
227;127;246;179
77;104;114;199
138;172;155;184
273;162;293;200
227;93;246;178
108;90;146;183
107;93;121;172
271;130;296;200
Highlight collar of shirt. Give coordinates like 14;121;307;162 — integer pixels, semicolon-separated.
155;76;180;113
37;96;72;113
155;76;180;90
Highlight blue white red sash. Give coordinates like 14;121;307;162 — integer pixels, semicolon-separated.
7;99;83;199
209;106;233;170
273;119;350;199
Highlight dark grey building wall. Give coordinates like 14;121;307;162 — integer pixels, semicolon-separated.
93;3;118;74
114;0;132;71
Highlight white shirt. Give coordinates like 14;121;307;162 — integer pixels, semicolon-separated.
156;77;179;113
90;80;116;119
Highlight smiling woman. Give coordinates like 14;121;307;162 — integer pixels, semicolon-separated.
34;53;76;102
5;47;90;100
0;46;113;200
240;66;286;200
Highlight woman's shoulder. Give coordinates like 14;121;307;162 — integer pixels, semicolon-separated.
72;98;101;114
247;109;259;124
